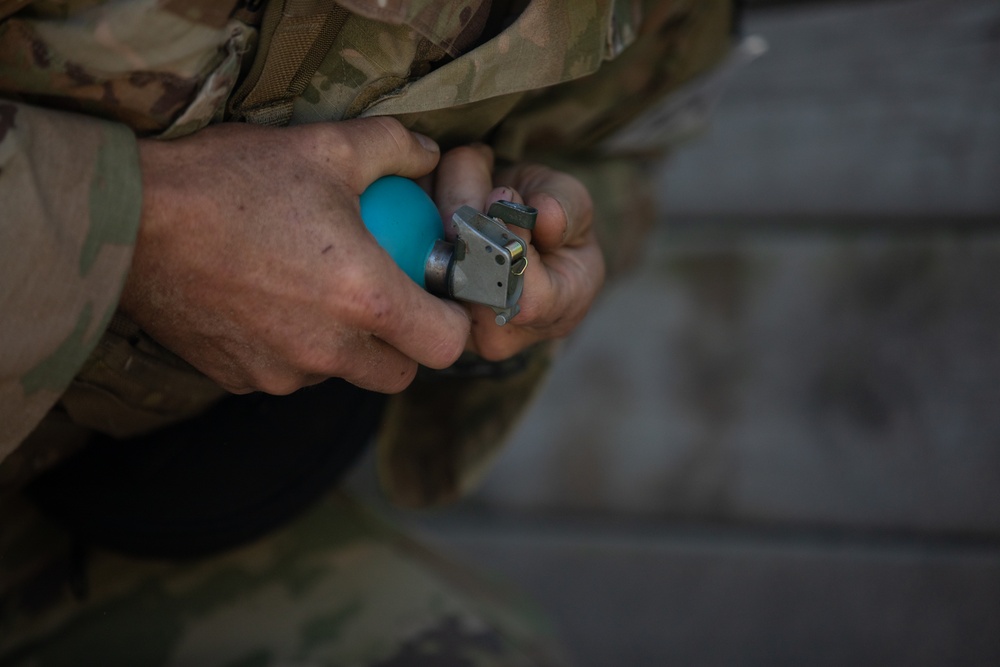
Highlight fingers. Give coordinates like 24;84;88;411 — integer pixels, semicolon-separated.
312;230;471;382
470;165;603;361
357;265;472;372
223;335;421;396
331;333;421;394
434;144;495;239
310;122;474;385
137;120;469;397
242;268;470;395
304;122;472;380
497;164;594;252
325;117;442;191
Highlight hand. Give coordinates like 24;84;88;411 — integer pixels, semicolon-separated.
430;145;606;360
121;118;470;395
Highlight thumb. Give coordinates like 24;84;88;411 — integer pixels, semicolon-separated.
337;117;440;191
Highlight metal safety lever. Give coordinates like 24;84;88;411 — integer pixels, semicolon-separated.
424;201;536;325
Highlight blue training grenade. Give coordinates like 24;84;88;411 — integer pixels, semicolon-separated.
358;176;536;326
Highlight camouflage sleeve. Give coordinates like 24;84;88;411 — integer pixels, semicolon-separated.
0;101;142;464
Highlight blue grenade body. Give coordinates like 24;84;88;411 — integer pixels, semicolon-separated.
358;175;442;289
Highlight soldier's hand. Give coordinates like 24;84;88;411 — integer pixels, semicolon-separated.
432;145;605;360
121;118;470;395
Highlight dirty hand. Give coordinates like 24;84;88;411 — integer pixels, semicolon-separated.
121;118;470;395
430;144;605;360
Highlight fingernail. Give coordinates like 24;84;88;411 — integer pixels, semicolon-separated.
414;133;439;153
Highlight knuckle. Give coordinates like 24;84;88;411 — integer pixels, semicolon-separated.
441;144;494;180
592;246;607;288
252;370;303;396
372;115;406;135
346;282;393;330
329;266;385;323
445;144;489;163
517;292;545;322
222;382;254;395
565;175;593;216
382;362;418;393
203;361;255;395
330;136;360;168
423;329;467;369
349;355;418;394
288;342;337;378
371;116;411;153
515;286;550;327
564;171;592;206
304;123;358;167
574;183;595;228
477;337;522;363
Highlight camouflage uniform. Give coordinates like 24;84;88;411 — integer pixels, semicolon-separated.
0;0;734;663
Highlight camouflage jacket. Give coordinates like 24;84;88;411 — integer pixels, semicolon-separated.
0;0;733;506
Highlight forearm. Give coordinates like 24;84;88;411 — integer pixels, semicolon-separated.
0;101;142;461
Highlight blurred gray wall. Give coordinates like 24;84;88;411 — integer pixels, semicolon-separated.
351;1;1000;664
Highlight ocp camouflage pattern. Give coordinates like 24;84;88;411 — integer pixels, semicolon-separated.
0;489;571;666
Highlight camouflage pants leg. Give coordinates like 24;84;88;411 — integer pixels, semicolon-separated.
0;489;570;667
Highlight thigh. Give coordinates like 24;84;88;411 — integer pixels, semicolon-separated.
0;490;569;667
